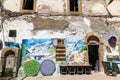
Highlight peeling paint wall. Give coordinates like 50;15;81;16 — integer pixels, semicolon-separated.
1;0;120;75
37;0;65;13
2;15;91;42
3;17;34;43
2;0;120;16
3;0;65;13
1;0;120;53
83;0;120;15
1;15;120;57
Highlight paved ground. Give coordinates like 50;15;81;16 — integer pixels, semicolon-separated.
13;72;120;80
1;72;120;80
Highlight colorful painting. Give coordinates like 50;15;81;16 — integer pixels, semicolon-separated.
5;42;20;48
22;39;56;62
64;39;84;61
19;38;84;76
21;38;84;63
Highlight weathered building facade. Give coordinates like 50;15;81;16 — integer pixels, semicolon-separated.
0;0;120;77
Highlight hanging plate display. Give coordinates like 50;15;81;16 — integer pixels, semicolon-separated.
24;60;40;76
40;60;56;76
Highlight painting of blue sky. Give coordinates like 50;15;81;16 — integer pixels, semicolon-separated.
22;38;83;61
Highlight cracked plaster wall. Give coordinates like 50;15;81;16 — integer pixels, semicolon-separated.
0;0;120;57
0;0;120;41
1;16;91;43
3;0;65;13
2;0;120;15
1;15;120;45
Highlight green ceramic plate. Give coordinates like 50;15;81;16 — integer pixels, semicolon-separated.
24;60;40;76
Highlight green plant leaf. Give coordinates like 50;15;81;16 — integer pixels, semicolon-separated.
80;45;87;52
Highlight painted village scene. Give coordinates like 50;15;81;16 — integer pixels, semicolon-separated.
0;0;120;80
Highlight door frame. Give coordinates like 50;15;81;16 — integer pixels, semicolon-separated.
84;32;104;72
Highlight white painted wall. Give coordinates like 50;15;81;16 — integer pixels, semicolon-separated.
3;0;20;12
1;0;120;59
37;0;64;13
3;18;33;43
91;2;107;14
1;0;120;74
2;16;92;44
3;0;65;13
108;1;120;15
3;0;120;15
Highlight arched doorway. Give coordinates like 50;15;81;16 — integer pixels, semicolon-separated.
2;50;15;77
87;36;99;70
84;32;104;71
1;48;20;77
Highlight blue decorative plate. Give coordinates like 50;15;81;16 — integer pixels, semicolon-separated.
40;60;56;76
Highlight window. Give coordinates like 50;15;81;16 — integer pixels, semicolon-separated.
66;0;82;14
23;0;34;10
20;0;37;13
9;30;17;37
57;39;64;45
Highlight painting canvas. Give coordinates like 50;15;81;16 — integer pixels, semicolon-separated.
22;38;84;62
64;39;84;61
22;39;56;62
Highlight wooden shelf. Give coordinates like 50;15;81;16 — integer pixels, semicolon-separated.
56;57;66;61
56;46;65;48
56;50;66;53
55;39;66;61
56;53;66;56
56;46;66;61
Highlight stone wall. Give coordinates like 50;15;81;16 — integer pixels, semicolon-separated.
0;0;120;55
2;0;120;16
0;0;120;52
0;0;120;74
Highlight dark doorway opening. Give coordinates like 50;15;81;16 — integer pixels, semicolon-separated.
88;45;99;70
22;0;34;10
